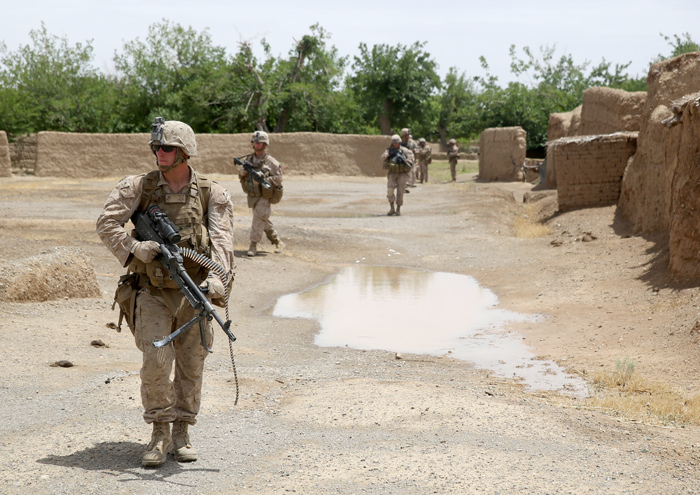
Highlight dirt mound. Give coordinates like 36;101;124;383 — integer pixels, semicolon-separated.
0;246;101;302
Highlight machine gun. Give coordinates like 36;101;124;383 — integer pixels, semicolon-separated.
388;147;413;168
131;205;236;351
234;156;272;190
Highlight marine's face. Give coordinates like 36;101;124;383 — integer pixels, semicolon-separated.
392;142;401;150
156;146;177;171
253;142;266;153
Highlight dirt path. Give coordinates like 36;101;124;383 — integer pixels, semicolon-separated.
1;172;700;494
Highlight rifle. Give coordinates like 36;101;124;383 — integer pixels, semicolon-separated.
388;147;413;168
234;156;272;190
131;204;236;351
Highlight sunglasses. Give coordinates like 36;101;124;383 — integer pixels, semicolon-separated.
152;144;175;153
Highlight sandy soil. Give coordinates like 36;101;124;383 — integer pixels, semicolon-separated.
2;169;700;494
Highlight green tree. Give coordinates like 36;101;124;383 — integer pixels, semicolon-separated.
347;41;440;135
113;19;230;132
475;44;646;149
0;22;118;137
653;32;700;63
434;67;476;146
269;24;349;133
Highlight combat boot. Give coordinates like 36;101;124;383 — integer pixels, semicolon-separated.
387;203;396;216
142;421;172;467
246;242;257;257
172;420;197;462
273;240;286;254
396;205;401;216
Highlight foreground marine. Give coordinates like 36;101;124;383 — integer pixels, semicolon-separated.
96;118;234;467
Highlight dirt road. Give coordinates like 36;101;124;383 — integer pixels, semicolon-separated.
2;171;700;494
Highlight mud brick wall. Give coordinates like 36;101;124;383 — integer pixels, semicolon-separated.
478;127;527;181
7;134;37;174
550;133;637;211
0;131;10;177
30;131;389;178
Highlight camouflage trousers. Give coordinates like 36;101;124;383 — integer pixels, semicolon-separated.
407;163;417;186
248;196;277;243
134;287;213;425
450;159;458;181
419;162;429;183
387;172;409;206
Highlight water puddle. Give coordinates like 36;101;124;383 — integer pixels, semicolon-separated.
273;266;588;397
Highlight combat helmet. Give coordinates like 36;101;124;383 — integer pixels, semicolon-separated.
400;128;410;136
391;134;401;143
251;130;270;144
149;117;197;157
418;138;426;144
448;139;456;145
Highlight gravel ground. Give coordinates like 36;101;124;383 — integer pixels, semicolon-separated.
1;172;700;494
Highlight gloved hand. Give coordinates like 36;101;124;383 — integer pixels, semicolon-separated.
201;277;226;301
132;240;161;263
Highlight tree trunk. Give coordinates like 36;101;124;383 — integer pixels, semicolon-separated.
379;99;392;135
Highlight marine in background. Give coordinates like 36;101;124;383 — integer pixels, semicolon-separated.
381;134;415;216
447;138;460;182
400;128;419;188
414;138;432;183
238;130;285;256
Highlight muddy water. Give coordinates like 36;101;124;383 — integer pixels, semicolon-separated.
273;266;588;396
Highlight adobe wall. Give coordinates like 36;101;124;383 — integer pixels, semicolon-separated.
549;133;637;212
8;134;38;174
548;105;581;142
618;52;700;234
659;92;700;278
578;87;647;136
31;132;389;178
478;127;527;181
0;131;11;177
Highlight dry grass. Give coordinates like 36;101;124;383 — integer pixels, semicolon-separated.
588;357;700;426
513;204;551;238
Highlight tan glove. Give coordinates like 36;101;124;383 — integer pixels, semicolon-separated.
200;277;226;304
132;240;161;263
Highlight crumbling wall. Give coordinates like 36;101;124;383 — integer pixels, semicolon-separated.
660;93;700;277
578;87;647;136
0;247;101;302
0;131;11;177
548;105;581;142
33;132;389;178
478;127;527;181
549;133;637;211
8;134;37;174
618;52;700;234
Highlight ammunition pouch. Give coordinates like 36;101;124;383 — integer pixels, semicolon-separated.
269;184;283;204
112;272;140;334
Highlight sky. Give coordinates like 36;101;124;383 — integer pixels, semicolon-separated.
2;0;699;85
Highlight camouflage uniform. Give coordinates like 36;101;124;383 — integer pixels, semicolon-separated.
400;128;418;187
96;119;234;466
447;139;460;181
381;134;415;216
98;170;234;418
414;138;432;183
238;131;284;256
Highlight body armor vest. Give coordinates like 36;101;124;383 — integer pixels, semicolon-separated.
130;170;212;288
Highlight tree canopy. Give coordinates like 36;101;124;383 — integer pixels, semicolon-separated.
1;22;696;152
